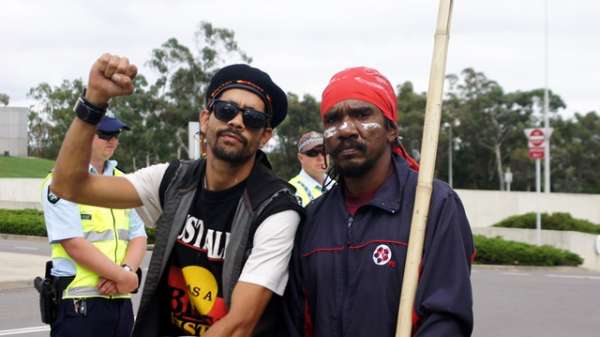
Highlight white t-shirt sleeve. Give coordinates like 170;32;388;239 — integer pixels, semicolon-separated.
238;210;301;296
124;163;169;227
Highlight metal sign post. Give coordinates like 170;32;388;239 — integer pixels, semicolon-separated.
535;158;542;245
525;128;550;245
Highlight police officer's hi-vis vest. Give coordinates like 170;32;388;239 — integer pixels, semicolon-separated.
45;169;132;299
289;174;324;207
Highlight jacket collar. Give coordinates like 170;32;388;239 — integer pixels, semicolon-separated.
178;150;288;211
331;153;412;214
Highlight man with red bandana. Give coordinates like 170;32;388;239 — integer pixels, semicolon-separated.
285;67;474;337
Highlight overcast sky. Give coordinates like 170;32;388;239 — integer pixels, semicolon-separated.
2;0;599;118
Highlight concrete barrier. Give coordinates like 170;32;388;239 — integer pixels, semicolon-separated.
473;227;600;272
456;189;600;227
2;179;600;229
0;178;43;209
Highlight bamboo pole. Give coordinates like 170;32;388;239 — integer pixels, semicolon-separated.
395;1;454;336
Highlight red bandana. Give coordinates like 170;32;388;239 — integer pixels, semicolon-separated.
321;67;419;171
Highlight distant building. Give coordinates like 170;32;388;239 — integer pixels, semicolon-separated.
0;107;28;157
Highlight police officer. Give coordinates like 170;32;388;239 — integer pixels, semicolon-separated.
41;115;147;337
288;131;331;206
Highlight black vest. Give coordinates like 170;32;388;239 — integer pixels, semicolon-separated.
132;152;303;337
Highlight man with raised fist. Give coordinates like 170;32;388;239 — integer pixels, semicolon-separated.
51;54;303;337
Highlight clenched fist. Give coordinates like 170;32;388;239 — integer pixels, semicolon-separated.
86;53;138;106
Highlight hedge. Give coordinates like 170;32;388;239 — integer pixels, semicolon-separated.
0;209;585;266
0;208;47;236
493;212;600;234
0;208;156;243
474;235;583;266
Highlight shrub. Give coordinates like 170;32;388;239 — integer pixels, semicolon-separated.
0;208;155;243
0;208;46;236
493;212;600;234
474;235;583;266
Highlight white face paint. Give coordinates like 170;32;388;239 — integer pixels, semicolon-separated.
338;121;351;131
323;127;337;139
359;122;382;130
323;122;352;139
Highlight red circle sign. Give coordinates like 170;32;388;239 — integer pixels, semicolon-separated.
529;129;544;147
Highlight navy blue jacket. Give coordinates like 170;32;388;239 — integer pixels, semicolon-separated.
285;154;474;337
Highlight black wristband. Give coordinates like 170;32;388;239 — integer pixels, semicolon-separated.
73;90;107;125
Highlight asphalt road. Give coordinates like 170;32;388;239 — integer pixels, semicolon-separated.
0;239;599;336
0;239;49;256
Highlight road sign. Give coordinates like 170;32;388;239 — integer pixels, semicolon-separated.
528;148;544;160
524;128;547;160
526;128;545;147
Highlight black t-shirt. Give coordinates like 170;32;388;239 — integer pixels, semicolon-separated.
159;180;246;336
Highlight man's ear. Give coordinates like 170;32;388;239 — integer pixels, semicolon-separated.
200;109;210;135
385;120;399;145
259;128;273;148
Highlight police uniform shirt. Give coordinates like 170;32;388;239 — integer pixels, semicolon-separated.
42;160;147;277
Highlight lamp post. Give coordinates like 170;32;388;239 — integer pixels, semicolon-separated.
443;119;460;188
543;0;551;193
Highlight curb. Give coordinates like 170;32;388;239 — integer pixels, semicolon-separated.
0;233;155;250
0;233;47;242
0;280;34;291
473;264;596;274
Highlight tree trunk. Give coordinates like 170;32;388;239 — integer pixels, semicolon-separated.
495;143;504;190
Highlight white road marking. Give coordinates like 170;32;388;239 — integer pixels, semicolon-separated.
0;326;49;336
13;246;38;251
545;274;600;281
501;272;532;276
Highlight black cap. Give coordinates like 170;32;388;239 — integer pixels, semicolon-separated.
97;116;130;133
206;64;287;128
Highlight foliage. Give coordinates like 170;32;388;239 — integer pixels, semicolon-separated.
24;21;600;193
28;79;84;159
493;212;600;234
396;81;427;161
474;235;583;266
551;111;600;193
0;208;157;243
27;22;251;172
0;156;55;178
441;68;565;191
0;93;9;106
268;93;322;180
0;209;46;236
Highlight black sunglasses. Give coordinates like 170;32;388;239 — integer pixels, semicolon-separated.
303;149;323;158
96;131;120;141
210;100;270;130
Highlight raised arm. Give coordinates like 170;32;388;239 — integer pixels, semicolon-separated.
51;53;142;209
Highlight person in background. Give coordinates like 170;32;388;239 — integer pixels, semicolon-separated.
42;115;146;337
288;131;331;206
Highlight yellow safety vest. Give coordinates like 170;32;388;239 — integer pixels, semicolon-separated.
45;169;132;299
289;174;323;207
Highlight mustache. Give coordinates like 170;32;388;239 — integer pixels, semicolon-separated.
216;128;247;146
330;139;367;156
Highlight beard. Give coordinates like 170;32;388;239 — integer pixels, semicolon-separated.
329;138;386;178
210;129;254;166
332;156;378;177
329;139;373;177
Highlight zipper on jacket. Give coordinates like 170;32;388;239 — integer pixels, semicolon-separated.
110;209;118;263
340;215;354;336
